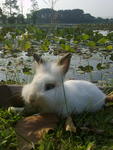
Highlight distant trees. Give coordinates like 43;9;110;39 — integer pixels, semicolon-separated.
42;0;60;23
0;0;26;24
0;7;113;25
0;6;24;24
16;14;25;24
57;9;85;23
3;0;19;16
26;9;105;24
0;7;2;16
0;7;3;23
0;0;19;24
0;0;112;25
0;7;7;24
30;0;39;24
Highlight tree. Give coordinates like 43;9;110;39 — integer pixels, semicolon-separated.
8;14;17;23
17;14;25;24
26;13;32;24
0;7;7;24
0;7;3;17
42;0;59;23
3;0;19;16
30;0;39;24
31;0;39;12
28;8;98;24
0;7;3;23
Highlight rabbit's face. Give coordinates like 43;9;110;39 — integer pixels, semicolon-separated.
28;63;62;107
22;53;72;110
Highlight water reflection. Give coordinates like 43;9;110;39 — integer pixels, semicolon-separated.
0;51;113;86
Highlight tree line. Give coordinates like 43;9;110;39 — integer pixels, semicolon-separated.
0;0;113;24
28;9;113;24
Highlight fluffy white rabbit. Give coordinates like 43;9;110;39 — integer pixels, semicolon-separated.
22;53;106;117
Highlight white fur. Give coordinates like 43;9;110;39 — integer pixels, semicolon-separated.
22;55;106;117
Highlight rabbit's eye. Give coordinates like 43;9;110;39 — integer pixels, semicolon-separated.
45;83;55;91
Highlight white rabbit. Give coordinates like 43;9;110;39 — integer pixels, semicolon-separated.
22;53;106;117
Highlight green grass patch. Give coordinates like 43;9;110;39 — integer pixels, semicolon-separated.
0;109;22;150
0;106;113;150
37;107;113;150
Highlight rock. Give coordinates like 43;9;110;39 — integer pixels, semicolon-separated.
0;84;24;108
0;84;12;107
15;113;59;150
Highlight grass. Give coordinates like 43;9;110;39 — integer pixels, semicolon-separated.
37;107;113;150
0;105;113;150
0;109;22;150
0;89;113;150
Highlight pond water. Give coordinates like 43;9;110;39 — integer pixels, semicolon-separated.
0;50;113;86
94;30;110;36
0;29;113;85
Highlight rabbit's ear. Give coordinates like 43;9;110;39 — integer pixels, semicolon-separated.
33;54;45;64
57;53;72;74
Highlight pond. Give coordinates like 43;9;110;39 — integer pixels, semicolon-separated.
0;27;113;86
0;49;113;86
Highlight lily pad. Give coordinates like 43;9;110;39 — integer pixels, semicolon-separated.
78;65;93;72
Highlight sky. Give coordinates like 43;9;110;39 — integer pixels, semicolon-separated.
0;0;113;18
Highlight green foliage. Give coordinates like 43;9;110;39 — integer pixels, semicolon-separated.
0;99;113;150
1;24;113;56
18;40;31;51
0;109;22;150
61;44;75;52
107;32;113;41
23;41;31;51
41;40;50;51
106;45;113;50
86;41;96;47
1;7;113;24
81;34;90;40
73;40;79;44
4;39;13;50
96;63;110;70
3;0;19;17
110;54;113;61
59;39;66;44
27;8;113;24
98;37;109;44
0;34;5;42
23;67;32;74
78;65;94;72
36;107;113;150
